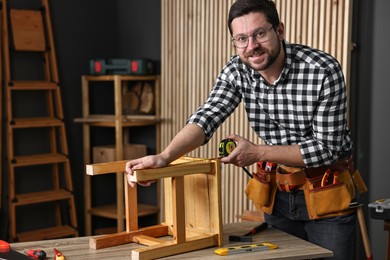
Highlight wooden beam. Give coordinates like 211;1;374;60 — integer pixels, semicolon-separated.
90;224;168;249
131;234;218;260
172;176;186;243
128;162;212;182
133;235;165;246
86;160;128;175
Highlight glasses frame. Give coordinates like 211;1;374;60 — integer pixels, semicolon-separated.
231;25;274;49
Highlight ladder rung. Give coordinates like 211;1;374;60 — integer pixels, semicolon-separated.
16;225;77;242
13;189;73;206
10;117;63;128
8;81;58;90
12;153;68;166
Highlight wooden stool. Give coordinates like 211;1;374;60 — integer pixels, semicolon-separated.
385;220;390;260
86;157;223;260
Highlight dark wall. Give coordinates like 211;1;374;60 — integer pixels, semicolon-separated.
351;0;389;258
51;0;161;236
360;0;390;258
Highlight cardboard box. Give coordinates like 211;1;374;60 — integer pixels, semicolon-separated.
368;198;390;220
93;144;147;163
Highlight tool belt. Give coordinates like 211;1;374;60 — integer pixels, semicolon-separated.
245;155;367;219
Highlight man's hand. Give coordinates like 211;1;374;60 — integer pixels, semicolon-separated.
219;135;260;167
219;134;305;167
125;155;168;188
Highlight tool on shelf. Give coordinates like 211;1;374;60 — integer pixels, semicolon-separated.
90;59;154;75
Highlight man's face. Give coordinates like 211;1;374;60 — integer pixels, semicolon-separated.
231;12;284;72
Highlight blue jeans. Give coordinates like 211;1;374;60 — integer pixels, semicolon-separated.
264;190;356;260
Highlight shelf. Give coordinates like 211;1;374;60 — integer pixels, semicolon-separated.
80;74;161;235
74;115;160;127
17;225;77;242
88;203;159;219
10;117;63;128
12;153;68;167
8;80;58;90
14;189;73;206
83;74;159;81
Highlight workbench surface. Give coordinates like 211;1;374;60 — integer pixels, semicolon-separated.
10;222;332;259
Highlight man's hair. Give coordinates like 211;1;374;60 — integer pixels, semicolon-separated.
228;0;280;35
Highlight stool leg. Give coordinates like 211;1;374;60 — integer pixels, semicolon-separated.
385;221;390;260
357;207;373;260
387;230;389;260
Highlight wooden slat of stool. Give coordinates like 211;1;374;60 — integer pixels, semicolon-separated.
385;221;390;260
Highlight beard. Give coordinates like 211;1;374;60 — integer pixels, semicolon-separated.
241;41;282;71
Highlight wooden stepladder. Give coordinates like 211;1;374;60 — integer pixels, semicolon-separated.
86;157;223;260
1;0;78;241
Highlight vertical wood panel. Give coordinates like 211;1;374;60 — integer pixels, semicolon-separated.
161;0;353;223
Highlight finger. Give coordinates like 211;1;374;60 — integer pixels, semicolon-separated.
139;180;157;187
125;161;133;174
126;173;136;188
138;181;152;187
226;134;239;141
220;153;233;163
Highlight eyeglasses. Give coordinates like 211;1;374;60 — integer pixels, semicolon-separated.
231;26;274;48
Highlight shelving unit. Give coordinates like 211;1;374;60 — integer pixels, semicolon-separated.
75;74;160;235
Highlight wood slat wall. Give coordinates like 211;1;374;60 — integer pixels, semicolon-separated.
161;0;353;223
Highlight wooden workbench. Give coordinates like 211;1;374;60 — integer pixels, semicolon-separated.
9;222;333;259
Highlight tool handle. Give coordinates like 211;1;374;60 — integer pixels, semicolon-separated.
242;167;253;178
244;222;268;236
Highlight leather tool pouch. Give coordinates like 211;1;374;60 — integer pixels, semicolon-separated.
303;169;356;220
244;168;277;214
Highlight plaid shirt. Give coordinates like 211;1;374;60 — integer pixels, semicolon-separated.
187;41;353;167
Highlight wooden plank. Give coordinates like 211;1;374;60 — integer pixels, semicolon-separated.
171;176;186;243
128;162;212;182
10;9;45;51
125;175;138;232
208;160;223;246
89;203;158;219
90;224;169;249
17;225;77;242
132;234;218;260
86;160;128;175
86;158;211;176
133;235;165;246
42;0;59;82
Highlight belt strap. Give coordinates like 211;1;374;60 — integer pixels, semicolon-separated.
275;155;354;192
305;155;354;178
276;166;306;192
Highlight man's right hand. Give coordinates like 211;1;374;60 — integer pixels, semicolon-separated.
125;155;168;188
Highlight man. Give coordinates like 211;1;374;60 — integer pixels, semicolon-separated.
126;0;355;259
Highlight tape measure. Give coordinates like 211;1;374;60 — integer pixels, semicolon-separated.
219;139;237;157
214;242;278;256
